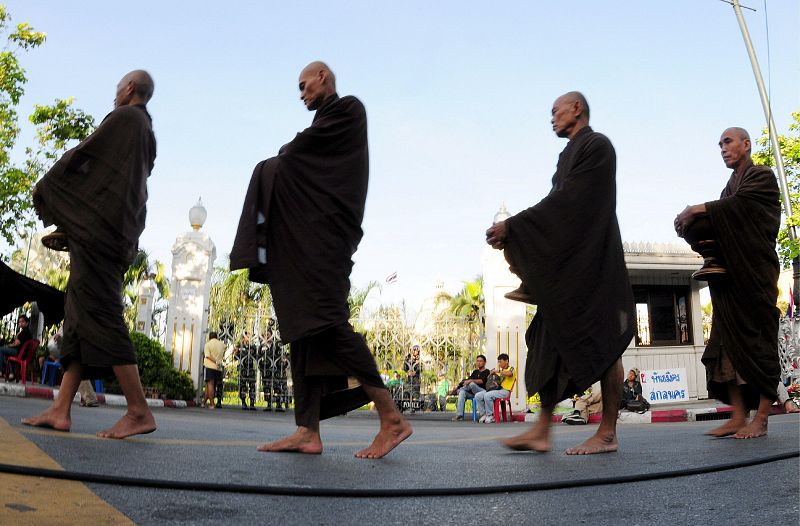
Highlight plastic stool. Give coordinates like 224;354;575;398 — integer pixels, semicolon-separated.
40;360;62;386
465;398;479;422
493;396;513;423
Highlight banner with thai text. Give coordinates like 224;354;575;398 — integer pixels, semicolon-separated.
640;368;689;404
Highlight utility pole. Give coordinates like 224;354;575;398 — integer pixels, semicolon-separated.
729;0;798;313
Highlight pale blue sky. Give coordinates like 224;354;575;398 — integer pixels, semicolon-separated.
3;0;799;308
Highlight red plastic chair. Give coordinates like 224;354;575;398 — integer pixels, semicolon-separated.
493;379;517;424
5;339;40;384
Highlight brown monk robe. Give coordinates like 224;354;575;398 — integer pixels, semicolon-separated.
675;127;781;439
230;62;411;458
487;92;635;455
22;70;157;439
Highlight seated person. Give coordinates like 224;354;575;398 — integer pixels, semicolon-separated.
38;328;63;372
1;315;32;378
385;371;403;389
621;369;644;407
776;381;799;413
451;354;490;421
563;384;603;425
474;354;516;423
435;371;449;411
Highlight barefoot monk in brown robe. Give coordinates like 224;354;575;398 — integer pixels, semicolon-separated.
230;62;411;458
23;70;157;439
674;127;781;439
486;92;635;455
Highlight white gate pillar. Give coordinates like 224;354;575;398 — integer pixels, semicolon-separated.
482;204;528;412
165;199;216;388
135;277;157;335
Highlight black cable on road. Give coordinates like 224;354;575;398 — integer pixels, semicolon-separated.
0;450;796;498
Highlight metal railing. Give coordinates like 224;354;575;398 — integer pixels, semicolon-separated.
778;317;800;383
199;304;483;411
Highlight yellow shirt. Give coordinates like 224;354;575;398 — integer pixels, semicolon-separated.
203;338;226;370
500;366;516;391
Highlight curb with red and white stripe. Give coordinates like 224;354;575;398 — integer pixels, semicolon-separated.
521;404;787;424
0;382;195;408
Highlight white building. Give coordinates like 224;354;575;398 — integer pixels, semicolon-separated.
621;242;708;399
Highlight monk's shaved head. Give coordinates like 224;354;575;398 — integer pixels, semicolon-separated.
723;127;750;143
124;70;154;102
551;91;591;139
558;91;590;120
719;127;752;169
298;61;337;111
115;69;154;108
300;61;336;89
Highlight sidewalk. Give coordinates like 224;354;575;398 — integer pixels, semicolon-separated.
0;380;195;408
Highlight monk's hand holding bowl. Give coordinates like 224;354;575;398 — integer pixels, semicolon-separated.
486;221;507;250
674;205;699;238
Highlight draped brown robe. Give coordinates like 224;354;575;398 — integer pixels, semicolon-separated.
703;160;781;408
230;94;368;344
34;105;156;377
504;126;635;407
231;94;377;420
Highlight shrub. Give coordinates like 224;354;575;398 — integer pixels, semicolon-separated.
129;331;171;388
157;367;196;401
106;332;196;401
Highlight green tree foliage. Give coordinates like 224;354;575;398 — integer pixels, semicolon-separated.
106;332;196;400
207;267;272;342
9;230;69;289
752;111;800;268
348;280;380;318
447;275;484;323
0;5;94;245
209;267;271;314
122;249;169;330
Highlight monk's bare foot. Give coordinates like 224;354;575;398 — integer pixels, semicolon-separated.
565;430;618;455
704;419;745;438
784;400;800;414
354;416;413;459
21;409;71;432
734;418;768;439
502;423;551;452
96;412;156;439
257;427;323;454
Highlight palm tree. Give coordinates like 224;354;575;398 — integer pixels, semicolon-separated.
122;249;169;329
209;267;271;311
207;267;273;345
445;275;485;362
348;280;380;319
448;275;484;323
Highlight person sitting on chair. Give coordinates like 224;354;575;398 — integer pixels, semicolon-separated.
39;327;63;372
451;354;490;421
474;354;516;423
1;315;32;378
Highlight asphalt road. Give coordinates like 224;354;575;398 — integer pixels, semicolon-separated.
1;397;798;525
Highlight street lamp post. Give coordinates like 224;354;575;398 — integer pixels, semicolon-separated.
728;0;798;313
